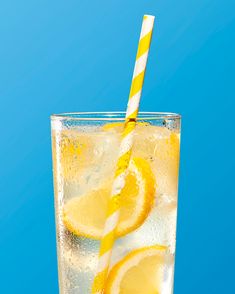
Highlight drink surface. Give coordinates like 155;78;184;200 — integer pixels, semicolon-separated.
52;121;180;294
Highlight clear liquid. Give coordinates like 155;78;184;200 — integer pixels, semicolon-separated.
52;122;180;294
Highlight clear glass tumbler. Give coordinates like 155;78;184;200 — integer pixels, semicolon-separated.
51;112;181;294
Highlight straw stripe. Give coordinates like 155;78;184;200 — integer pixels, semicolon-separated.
129;71;145;98
127;109;139;120
133;51;149;77
126;91;141;117
140;15;154;38
102;211;120;236
91;15;154;294
118;132;134;156
111;175;125;195
114;151;131;178
106;194;122;217
122;123;135;138
136;31;153;59
96;251;112;272
99;230;116;253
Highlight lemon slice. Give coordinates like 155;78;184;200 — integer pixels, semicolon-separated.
63;157;155;239
105;245;167;294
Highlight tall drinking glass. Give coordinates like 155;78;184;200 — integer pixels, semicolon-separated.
51;112;181;294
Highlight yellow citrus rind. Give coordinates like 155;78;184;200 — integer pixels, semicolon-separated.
63;157;156;239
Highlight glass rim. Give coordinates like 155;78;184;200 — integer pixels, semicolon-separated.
50;111;181;121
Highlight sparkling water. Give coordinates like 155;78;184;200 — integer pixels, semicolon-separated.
52;118;180;294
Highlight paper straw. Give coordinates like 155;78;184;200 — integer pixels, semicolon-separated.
91;15;155;294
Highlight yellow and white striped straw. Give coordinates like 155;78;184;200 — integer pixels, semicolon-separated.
91;15;155;294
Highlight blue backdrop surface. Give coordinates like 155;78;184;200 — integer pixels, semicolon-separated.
0;0;234;293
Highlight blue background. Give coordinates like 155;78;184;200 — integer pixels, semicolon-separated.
0;0;234;293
